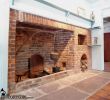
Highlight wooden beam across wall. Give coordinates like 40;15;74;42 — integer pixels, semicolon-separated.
16;26;73;34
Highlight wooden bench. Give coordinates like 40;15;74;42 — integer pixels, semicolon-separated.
16;70;29;82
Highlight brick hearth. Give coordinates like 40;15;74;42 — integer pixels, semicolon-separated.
8;9;91;93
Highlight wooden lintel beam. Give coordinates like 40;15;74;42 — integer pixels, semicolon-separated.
16;27;72;34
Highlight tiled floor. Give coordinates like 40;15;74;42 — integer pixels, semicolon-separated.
104;62;110;72
72;76;109;94
88;83;110;100
10;70;110;100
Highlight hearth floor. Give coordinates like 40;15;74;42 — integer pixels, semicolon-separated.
12;70;110;100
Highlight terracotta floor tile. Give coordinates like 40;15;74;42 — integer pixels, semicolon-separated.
36;87;88;100
38;82;61;93
72;76;109;94
15;71;110;100
87;95;109;100
95;89;109;97
88;83;110;100
98;72;110;79
104;62;110;72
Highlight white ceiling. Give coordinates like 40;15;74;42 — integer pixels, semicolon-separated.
86;0;100;3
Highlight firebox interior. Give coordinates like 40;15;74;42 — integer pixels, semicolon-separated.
15;22;73;82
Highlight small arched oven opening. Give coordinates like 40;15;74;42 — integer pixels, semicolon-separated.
80;54;88;72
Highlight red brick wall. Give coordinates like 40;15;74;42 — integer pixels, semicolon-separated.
73;27;91;71
16;30;54;72
8;9;91;93
8;9;17;93
55;32;74;69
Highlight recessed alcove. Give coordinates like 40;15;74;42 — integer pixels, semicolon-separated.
78;34;87;45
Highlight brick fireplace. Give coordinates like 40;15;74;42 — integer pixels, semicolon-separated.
8;9;91;93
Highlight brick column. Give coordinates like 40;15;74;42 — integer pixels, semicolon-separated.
8;9;17;93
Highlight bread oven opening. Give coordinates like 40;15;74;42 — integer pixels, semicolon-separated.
80;54;88;72
28;54;49;78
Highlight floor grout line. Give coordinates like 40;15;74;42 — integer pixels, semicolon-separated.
85;80;110;100
34;71;104;99
72;86;90;95
96;75;110;80
16;70;108;100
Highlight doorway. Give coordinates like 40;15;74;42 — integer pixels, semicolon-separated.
104;33;110;72
104;17;110;72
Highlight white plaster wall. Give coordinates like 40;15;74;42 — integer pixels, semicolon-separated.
89;0;109;70
104;22;110;33
91;0;110;10
0;0;10;93
91;9;104;70
91;28;104;70
103;6;110;33
44;0;92;19
11;0;91;28
103;8;110;18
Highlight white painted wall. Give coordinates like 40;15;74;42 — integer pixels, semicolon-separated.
89;0;110;70
0;0;10;93
104;22;110;33
10;0;92;28
91;28;104;70
91;0;110;10
103;8;110;18
43;0;92;19
91;9;104;70
103;6;110;33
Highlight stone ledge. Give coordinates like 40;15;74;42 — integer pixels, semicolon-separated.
15;69;80;92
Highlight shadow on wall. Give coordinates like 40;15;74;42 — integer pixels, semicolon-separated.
15;22;74;81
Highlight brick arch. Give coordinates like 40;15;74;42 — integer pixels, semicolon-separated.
30;54;44;67
81;54;87;60
29;54;44;77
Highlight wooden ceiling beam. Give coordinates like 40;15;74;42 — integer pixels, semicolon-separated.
16;26;72;34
